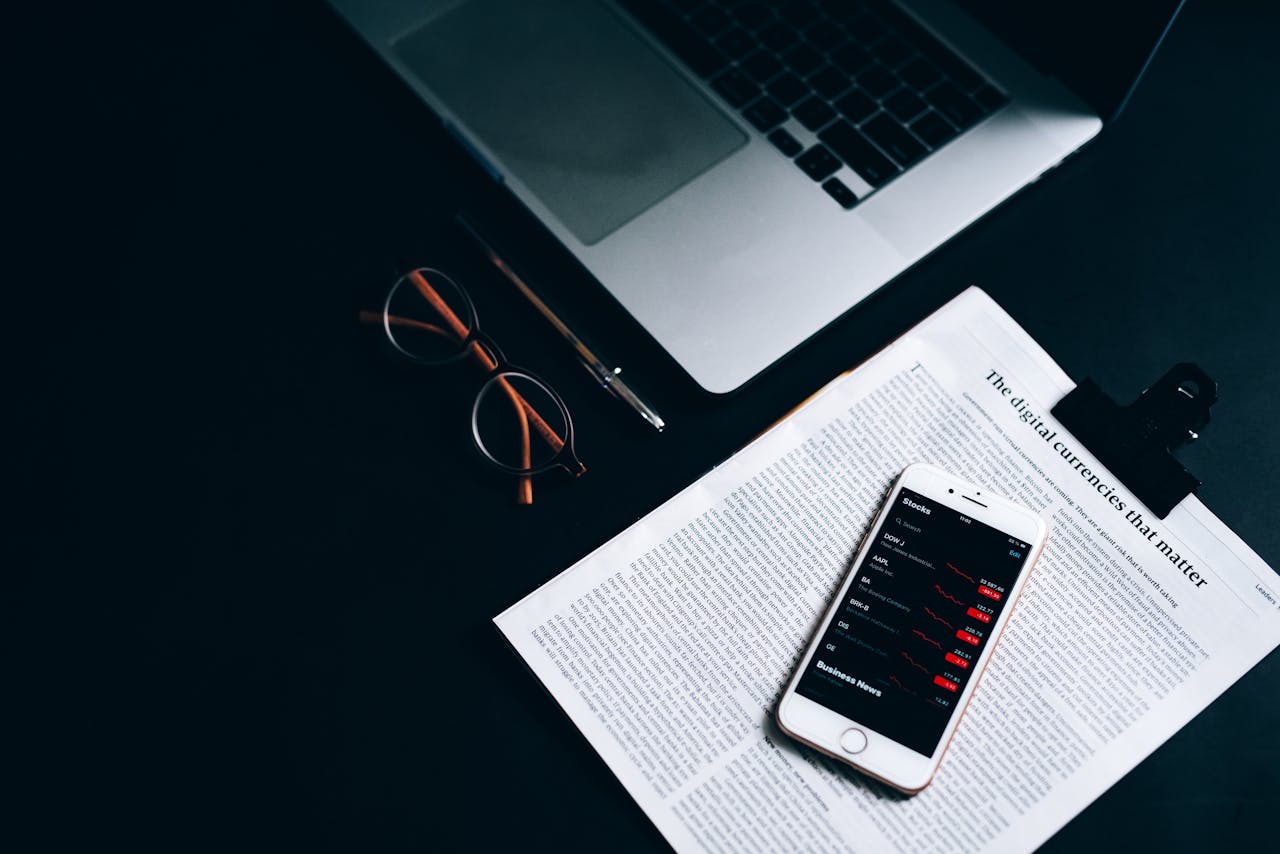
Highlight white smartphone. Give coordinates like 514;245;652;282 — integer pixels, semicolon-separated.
776;463;1048;793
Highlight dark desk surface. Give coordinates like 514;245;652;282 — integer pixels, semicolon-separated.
20;1;1280;850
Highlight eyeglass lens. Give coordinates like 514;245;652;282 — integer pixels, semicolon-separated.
378;268;578;480
384;269;477;365
474;371;569;473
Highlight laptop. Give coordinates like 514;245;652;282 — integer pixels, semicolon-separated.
328;0;1183;393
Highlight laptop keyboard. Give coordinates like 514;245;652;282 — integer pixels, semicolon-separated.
620;0;1008;209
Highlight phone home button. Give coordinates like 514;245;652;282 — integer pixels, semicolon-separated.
840;728;868;754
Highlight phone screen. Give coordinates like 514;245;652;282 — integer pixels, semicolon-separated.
795;487;1033;756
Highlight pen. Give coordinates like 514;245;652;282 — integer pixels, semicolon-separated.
456;215;666;432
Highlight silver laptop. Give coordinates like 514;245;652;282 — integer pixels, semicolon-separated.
327;0;1182;393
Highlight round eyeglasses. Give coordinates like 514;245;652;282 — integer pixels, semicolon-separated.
361;267;585;504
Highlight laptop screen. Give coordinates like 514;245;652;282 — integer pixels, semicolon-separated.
954;0;1184;121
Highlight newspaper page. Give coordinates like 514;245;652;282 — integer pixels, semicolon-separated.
495;287;1280;853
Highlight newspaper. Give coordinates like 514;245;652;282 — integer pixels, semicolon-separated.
495;288;1280;853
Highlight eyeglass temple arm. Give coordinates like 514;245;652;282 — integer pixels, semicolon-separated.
360;307;537;503
406;270;567;455
360;306;565;456
361;308;568;460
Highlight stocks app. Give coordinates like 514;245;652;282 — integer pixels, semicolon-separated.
796;487;1032;756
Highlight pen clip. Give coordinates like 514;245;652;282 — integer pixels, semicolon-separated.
600;367;666;432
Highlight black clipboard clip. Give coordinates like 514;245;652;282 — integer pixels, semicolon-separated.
1051;363;1217;519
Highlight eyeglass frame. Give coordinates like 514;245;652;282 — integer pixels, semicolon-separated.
377;266;586;479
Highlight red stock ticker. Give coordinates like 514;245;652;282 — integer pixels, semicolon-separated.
966;606;991;624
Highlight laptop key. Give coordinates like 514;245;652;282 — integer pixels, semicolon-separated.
908;110;958;149
796;144;843;181
743;95;788;131
711;68;760;107
819;120;901;187
809;64;852;99
883;87;927;122
898;56;942;91
834;88;876;123
715;26;757;59
819;0;861;21
804;20;844;51
971;83;1009;112
768;71;810;106
779;0;822;28
758;20;800;52
742;50;784;83
844;12;889;45
622;1;728;77
792;95;837;131
856;63;899;99
768;127;804;158
831;43;873;76
925;81;982;129
861;112;926;167
871;34;913;68
867;0;985;91
732;1;774;30
782;42;824;76
822;176;859;209
931;52;984;93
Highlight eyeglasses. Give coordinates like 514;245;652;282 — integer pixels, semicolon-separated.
360;267;585;504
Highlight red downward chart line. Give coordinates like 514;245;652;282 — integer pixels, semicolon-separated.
912;629;943;649
947;562;975;583
923;606;953;629
889;675;917;695
900;651;929;673
933;584;964;607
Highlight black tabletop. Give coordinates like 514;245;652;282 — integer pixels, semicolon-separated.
19;1;1279;850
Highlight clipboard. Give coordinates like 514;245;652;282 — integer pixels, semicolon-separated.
1051;363;1217;519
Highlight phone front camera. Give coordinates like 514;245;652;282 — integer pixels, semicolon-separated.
948;488;954;493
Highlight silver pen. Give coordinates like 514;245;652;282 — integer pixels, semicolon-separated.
457;215;666;432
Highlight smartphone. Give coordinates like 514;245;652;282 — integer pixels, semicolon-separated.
776;463;1048;793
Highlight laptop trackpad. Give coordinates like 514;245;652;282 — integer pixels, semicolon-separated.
393;0;746;246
